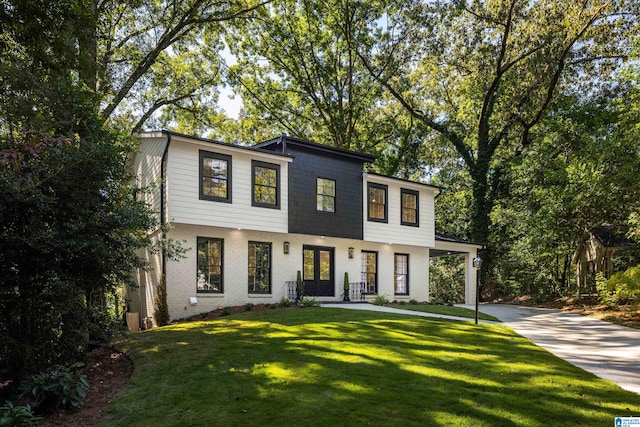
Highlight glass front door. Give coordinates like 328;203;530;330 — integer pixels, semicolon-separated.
302;245;334;296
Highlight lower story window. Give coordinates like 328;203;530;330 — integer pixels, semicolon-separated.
394;253;409;295
249;241;271;293
197;237;223;293
361;251;377;293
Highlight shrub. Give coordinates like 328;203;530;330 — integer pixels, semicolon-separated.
278;298;291;308
398;300;406;305
429;258;464;304
220;307;232;316
244;303;254;312
18;363;90;415
0;401;41;427
154;275;170;326
300;297;319;308
409;299;418;305
372;294;388;306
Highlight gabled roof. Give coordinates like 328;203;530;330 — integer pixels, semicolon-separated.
255;135;376;163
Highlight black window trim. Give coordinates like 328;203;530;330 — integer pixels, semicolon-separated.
316;177;337;213
199;150;232;203
251;160;281;209
400;188;420;227
248;240;272;294
196;236;224;294
367;182;388;223
394;252;409;296
361;250;378;294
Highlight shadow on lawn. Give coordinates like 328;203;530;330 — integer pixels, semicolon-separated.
104;308;640;426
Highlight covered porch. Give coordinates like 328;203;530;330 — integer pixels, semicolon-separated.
430;234;484;305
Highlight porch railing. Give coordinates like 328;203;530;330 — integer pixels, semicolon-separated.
284;280;375;302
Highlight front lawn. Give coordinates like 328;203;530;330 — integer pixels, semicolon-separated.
101;308;640;426
387;303;501;321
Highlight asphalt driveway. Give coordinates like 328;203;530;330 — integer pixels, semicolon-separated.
466;304;640;394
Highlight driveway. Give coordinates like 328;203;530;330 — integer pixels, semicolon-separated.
464;304;640;394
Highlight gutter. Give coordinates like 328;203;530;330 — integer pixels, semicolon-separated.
160;130;172;278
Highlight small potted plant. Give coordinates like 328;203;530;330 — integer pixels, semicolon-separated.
343;272;350;302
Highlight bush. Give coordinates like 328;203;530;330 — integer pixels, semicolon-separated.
18;363;90;415
606;265;640;307
300;297;319;308
220;307;232;316
0;401;41;426
154;275;170;326
429;258;464;304
244;303;254;312
278;298;291;308
372;294;388;306
409;299;418;305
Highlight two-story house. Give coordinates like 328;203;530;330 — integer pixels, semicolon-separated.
128;131;482;325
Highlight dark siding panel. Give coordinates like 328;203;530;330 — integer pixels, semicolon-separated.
286;146;364;239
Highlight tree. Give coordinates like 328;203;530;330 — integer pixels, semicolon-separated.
360;0;639;289
224;0;388;150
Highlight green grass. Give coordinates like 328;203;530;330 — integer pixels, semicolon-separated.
387;304;501;321
101;308;640;426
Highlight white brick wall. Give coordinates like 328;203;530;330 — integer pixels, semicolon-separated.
163;224;431;320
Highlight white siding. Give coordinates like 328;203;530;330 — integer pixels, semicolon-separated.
363;174;436;247
166;137;290;233
132;136;167;224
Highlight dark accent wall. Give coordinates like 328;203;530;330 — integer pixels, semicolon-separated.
285;145;364;239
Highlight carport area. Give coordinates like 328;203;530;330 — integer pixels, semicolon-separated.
430;234;483;305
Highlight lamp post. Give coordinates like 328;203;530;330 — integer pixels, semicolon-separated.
473;256;482;325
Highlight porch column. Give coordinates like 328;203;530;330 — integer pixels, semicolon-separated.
465;252;477;305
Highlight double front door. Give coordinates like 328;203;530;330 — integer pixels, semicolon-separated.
303;245;334;296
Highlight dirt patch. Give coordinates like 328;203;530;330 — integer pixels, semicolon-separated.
39;347;133;427
495;295;640;329
177;303;300;323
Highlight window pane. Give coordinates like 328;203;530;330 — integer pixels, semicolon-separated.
319;250;330;280
402;192;417;224
304;249;314;280
361;251;377;293
368;186;386;220
316;178;335;212
394;254;408;294
202;157;228;199
248;242;271;292
253;164;278;206
197;237;223;292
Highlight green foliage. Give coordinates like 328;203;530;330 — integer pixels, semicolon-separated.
0;401;41;427
220;307;233;317
596;273;614;306
372;294;388;306
606;266;640;307
296;270;304;298
299;297;319;308
244;303;254;312
154;276;170;327
278;298;292;308
409;299;418;305
429;258;465;304
18;363;90;415
343;272;349;291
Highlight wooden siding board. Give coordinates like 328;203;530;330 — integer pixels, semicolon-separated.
286;145;364;239
166;140;289;233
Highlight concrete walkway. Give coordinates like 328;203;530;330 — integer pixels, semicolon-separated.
322;302;640;394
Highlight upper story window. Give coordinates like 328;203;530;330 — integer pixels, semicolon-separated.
401;189;419;227
200;150;232;203
252;161;280;209
367;182;388;223
316;178;336;212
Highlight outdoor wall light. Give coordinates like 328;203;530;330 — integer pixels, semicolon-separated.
348;247;354;258
283;241;290;254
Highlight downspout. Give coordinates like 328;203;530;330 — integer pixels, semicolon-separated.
160;130;172;279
